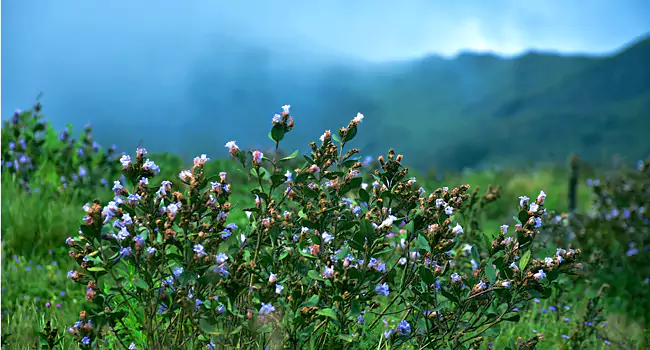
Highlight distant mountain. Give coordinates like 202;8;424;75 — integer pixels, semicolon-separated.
92;32;650;171
9;31;648;172
356;34;650;170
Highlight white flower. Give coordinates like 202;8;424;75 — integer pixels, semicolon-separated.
451;273;462;282
475;281;487;291
380;215;397;228
534;269;547;280
193;154;210;166
544;257;554;267
353;112;364;124
519;196;529;207
322;232;334;244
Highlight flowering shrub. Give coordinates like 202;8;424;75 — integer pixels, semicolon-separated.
65;106;582;349
1;103;121;194
546;157;650;326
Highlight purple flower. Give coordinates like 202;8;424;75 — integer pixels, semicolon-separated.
216;253;228;264
397;320;411;335
193;244;206;257
259;302;275;315
173;267;184;277
119;247;132;258
375;283;390;296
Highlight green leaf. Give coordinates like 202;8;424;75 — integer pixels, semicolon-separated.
519;250;531;271
340;177;363;195
316;308;338;320
79;224;97;238
258;167;271;180
119;203;136;217
348;299;361;318
302;186;319;199
419;265;435;285
471;246;480;264
133;278;148;289
302;295;320;307
331;134;341;144
503;314;520;323
414;234;431;252
338;334;355;343
307;270;324;281
359;188;370;203
87;267;106;272
517;209;530;226
343;124;358;143
485;262;497;285
359;219;375;239
279;149;299;162
199;318;221;334
278;247;290;261
271;124;285;143
271;174;287;187
440;288;459;304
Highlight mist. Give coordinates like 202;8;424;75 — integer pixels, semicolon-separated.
1;1;378;160
3;1;649;169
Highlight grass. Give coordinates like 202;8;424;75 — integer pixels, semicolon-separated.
1;161;648;349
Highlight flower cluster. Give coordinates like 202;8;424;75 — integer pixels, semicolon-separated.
1;103;122;194
66;105;582;349
545;157;650;325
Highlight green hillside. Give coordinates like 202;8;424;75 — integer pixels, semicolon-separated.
360;34;650;170
10;34;647;172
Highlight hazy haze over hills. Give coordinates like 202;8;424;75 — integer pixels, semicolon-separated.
2;1;650;170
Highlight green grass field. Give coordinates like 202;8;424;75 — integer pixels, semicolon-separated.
2;157;648;349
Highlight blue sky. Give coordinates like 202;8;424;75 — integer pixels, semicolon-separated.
247;0;650;60
2;0;649;144
2;0;649;62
